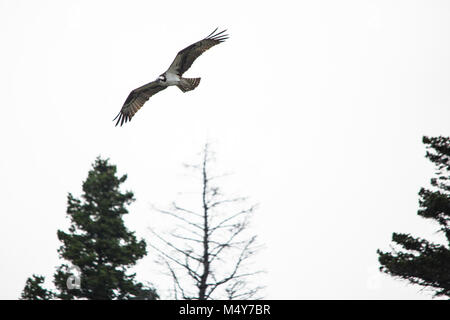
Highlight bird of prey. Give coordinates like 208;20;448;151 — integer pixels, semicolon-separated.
113;28;229;126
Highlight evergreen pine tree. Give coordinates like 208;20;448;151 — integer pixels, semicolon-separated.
21;157;157;300
377;136;450;298
21;275;54;300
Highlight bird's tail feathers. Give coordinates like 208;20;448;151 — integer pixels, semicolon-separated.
177;77;201;92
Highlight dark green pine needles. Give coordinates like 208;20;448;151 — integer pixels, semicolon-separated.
22;157;157;300
377;136;450;298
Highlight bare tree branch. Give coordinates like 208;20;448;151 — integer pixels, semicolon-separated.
208;205;257;236
147;230;202;283
165;259;189;300
148;144;263;300
155;207;204;231
172;202;202;218
208;197;249;209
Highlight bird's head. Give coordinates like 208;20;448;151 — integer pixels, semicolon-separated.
158;74;166;82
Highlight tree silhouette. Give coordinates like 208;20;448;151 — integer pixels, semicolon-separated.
21;275;54;300
377;136;450;298
21;157;157;300
149;145;263;300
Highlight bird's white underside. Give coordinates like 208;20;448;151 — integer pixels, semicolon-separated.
164;72;181;86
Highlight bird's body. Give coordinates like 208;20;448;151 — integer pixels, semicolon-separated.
114;28;229;126
164;72;181;86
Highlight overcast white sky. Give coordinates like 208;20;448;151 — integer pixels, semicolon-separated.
1;0;450;299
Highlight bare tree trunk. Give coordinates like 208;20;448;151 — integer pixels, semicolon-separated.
148;144;264;300
199;148;210;300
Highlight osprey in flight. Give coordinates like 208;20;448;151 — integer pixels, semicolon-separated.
114;28;229;126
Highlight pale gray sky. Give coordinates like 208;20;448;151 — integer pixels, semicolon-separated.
1;0;450;299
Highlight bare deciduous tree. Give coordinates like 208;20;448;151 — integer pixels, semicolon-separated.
149;144;263;300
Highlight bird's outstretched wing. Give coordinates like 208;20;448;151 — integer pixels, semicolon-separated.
167;28;229;76
113;81;167;126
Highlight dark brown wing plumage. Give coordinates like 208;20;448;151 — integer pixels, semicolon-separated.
113;81;167;126
167;28;229;76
